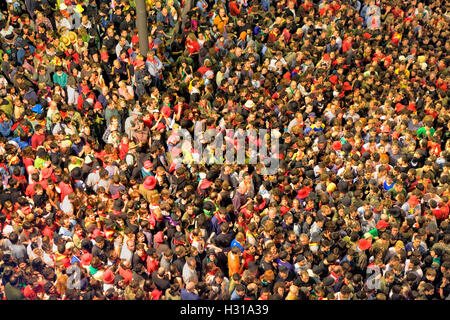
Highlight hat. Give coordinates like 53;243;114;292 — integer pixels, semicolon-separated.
395;240;405;249
408;195;419;206
68;31;78;44
244;100;256;109
297;188;311;200
332;141;342;151
128;142;137;150
326;183;336;193
199;179;213;190
358;238;372;251
81;253;92;266
342;82;352;91
143;175;157;190
23;286;37;300
103;269;115;284
84;154;94;165
119;267;133;283
60;35;70;48
143;160;153;170
308;112;316;118
204;70;214;78
131;108;142;115
376;219;389;230
156;122;166;131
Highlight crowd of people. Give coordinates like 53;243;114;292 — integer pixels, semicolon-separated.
0;0;449;300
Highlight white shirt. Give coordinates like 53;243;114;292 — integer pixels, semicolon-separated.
60;195;74;214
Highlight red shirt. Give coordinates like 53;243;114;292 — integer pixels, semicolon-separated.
186;40;200;54
242;250;255;269
146;256;159;274
118;142;129;160
31;133;46;150
197;65;212;76
59;181;73;202
229;1;240;16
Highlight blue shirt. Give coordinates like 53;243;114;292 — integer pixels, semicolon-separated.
11;136;30;150
180;289;200;300
230;239;244;253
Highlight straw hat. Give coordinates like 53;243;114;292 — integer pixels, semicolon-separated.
60;35;70;49
68;31;78;44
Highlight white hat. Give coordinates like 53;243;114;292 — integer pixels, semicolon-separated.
244;100;255;109
204;70;214;78
85;154;94;165
131;108;142;115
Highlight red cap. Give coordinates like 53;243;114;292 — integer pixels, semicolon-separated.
376;219;390;230
21;206;32;215
407;102;416;112
103;269;115;284
23;285;37;300
81;253;92;266
92;229;104;238
332;141;342;151
156;122;166;131
119;268;133;284
144;160;153;170
199;179;213;190
408;195;419;206
395;103;406;113
143;175;156;190
358;239;372;251
329;75;338;84
296;188;311;200
342;81;352;91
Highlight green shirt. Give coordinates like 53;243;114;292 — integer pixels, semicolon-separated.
417;126;435;139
